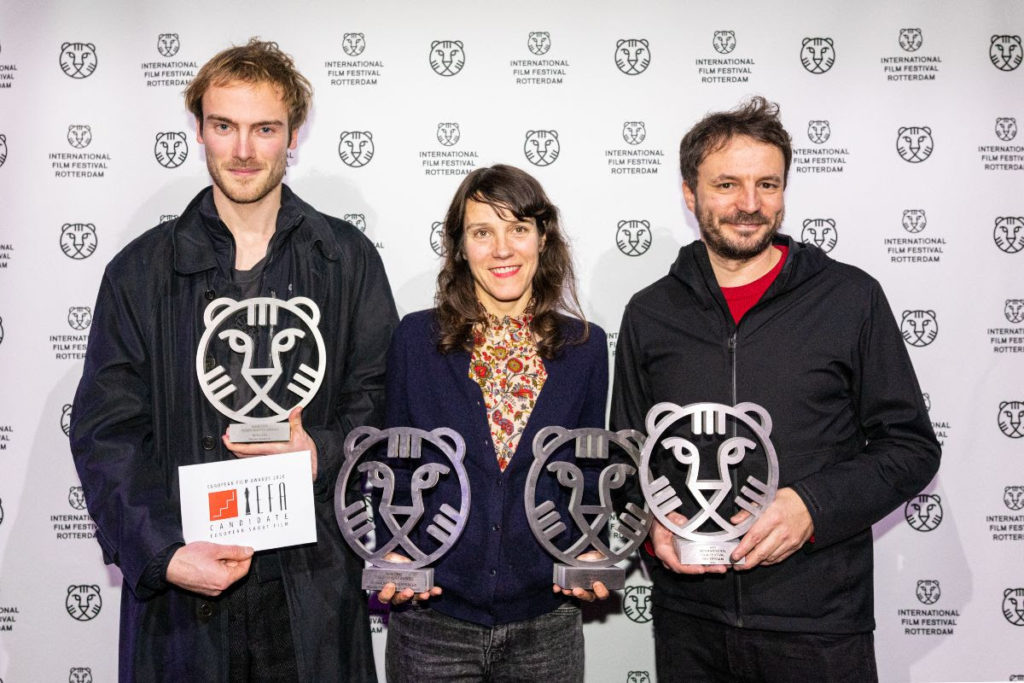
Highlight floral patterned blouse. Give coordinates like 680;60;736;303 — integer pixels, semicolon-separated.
469;309;547;471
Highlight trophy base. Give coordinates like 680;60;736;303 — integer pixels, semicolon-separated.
673;538;746;566
228;422;291;443
552;564;625;591
362;566;434;593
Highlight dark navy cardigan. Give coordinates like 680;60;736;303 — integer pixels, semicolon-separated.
384;309;608;626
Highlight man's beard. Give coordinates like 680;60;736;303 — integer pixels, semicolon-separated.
207;153;287;205
697;200;783;261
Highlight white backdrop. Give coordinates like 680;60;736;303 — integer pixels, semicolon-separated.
0;1;1022;681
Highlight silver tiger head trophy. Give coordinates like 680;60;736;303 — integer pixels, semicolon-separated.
335;426;470;591
195;297;326;442
639;402;779;565
525;427;651;590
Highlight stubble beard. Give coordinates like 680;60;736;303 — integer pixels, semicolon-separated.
207;152;287;205
697;200;784;261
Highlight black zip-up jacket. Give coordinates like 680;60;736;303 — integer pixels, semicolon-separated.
611;235;940;634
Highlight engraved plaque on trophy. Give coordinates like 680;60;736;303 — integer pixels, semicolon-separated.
639;402;779;565
334;426;470;592
195;297;326;443
525;427;651;591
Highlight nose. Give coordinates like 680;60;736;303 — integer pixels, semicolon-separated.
492;232;513;258
234;130;253;160
735;185;760;213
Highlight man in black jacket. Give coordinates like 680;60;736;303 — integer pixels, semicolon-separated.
611;97;940;682
70;39;395;681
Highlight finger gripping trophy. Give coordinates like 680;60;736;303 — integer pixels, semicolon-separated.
334;426;470;591
525;427;651;590
639;402;779;565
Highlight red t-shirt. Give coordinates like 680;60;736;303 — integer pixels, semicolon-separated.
720;245;789;324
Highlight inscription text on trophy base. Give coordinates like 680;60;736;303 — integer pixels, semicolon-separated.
228;422;291;443
553;564;625;590
362;567;434;593
674;537;746;566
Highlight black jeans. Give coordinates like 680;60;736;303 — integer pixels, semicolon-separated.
386;603;583;682
653;604;878;683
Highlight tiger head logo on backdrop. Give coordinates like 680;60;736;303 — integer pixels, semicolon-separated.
807;120;831;144
905;493;943;532
800;37;835;74
436;122;460;147
429;40;465;76
900;310;939;347
154;132;188;169
67;125;92;149
338;131;375;167
528;32;551;56
622;121;646;145
996;117;1018;142
902;209;927;234
616;220;652;257
342;33;365;57
712;31;736;55
898;28;923;52
615;39;651;75
523;130;560;167
156;33;179;58
343;214;366;232
916;579;941;605
998;401;1024;439
801;218;838;253
1004;486;1024;511
59;42;97;79
67;307;92;331
993;217;1024;254
60;223;98;260
896;127;934;163
989;35;1022;72
1005;299;1024;324
65;585;102;621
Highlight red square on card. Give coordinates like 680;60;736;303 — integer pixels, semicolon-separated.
208;489;238;521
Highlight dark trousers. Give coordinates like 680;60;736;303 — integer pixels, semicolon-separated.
653;604;878;683
227;561;300;683
386;603;584;682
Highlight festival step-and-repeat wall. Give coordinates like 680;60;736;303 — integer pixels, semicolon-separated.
0;1;1022;681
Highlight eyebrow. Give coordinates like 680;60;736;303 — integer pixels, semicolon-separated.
205;114;286;128
708;173;783;184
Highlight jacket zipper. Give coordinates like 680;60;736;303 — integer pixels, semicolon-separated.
728;331;744;628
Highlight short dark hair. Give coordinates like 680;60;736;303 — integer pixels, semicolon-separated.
185;38;313;135
679;96;792;190
434;164;587;358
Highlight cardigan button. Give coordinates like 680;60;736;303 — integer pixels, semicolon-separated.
204;290;216;301
196;601;214;622
201;435;217;450
491;523;500;532
489;569;497;577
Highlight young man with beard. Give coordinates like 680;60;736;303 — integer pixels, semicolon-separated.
71;39;395;681
611;97;940;682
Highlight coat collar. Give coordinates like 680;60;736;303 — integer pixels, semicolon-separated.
172;184;340;276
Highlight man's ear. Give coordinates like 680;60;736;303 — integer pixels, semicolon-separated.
195;117;205;145
289;127;299;150
682;180;697;213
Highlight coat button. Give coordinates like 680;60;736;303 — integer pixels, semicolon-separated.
204;290;216;301
197;601;214;622
489;569;497;577
491;523;500;531
201;435;216;450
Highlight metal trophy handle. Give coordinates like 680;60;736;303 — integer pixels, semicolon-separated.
334;425;470;591
638;402;779;565
195;296;326;442
524;427;651;590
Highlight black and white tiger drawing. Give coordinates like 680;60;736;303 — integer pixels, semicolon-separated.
436;122;460;147
343;33;366;57
998;401;1024;439
899;28;923;52
156;33;179;58
916;579;941;605
990;35;1022;72
67;306;92;331
60;223;98;260
800;37;835;74
896;127;934;163
528;32;551;56
523;130;559;167
712;31;736;55
623;585;652;623
902;209;927;234
1003;588;1024;626
1004;299;1024;325
0;133;6;167
801;218;838;253
900;310;938;347
338;131;375;167
67;125;92;149
1004;486;1024;511
430;221;444;256
615;39;651;75
904;494;943;532
616;220;652;257
626;673;652;683
807;120;831;144
994;217;1024;254
59;42;98;79
68;486;87;511
66;585;102;621
343;213;366;232
69;667;94;683
996;117;1018;142
154;132;188;169
429;40;465;76
62;403;73;436
622;121;646;146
